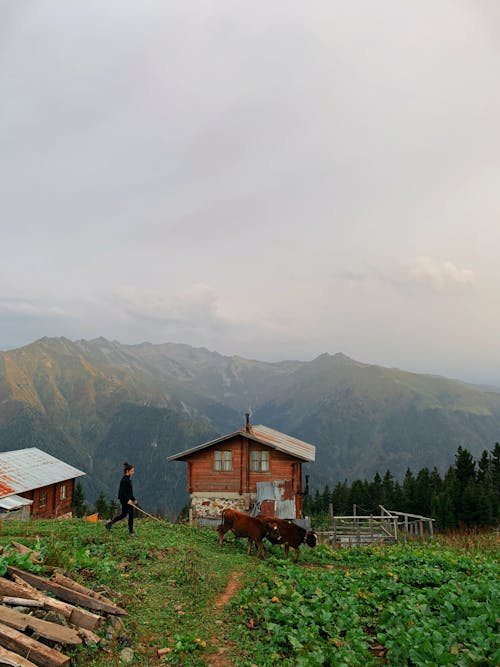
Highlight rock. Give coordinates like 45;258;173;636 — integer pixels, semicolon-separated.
120;647;135;663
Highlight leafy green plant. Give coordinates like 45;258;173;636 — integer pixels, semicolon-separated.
0;520;497;666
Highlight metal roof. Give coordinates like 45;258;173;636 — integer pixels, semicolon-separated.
0;494;33;510
0;448;85;499
168;424;315;462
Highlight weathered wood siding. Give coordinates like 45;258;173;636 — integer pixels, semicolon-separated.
186;434;304;517
19;479;76;518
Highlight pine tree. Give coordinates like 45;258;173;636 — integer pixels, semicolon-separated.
72;481;86;518
331;480;350;515
381;470;396;509
94;493;110;519
402;468;417;513
454;447;477;526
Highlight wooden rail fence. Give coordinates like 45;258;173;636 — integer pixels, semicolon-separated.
317;505;434;547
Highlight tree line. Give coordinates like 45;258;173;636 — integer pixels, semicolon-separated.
303;443;500;531
72;485;118;520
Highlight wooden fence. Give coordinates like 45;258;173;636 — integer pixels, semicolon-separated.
317;505;434;547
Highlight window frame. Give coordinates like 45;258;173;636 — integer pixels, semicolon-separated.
250;449;270;472
214;449;233;472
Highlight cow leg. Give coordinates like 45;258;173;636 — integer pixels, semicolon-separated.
247;537;253;556
292;547;300;563
218;526;229;546
284;543;290;560
255;539;266;559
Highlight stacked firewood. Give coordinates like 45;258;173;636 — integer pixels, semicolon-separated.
0;542;127;667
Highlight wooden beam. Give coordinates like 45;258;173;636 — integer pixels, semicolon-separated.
7;543;41;563
76;627;101;645
0;645;39;667
0;621;70;667
0;606;82;645
0;578;102;632
51;573;116;606
7;569;126;616
1;598;44;608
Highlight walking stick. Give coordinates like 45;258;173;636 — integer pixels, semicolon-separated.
134;504;164;523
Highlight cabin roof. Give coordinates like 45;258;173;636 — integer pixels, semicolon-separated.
0;448;85;499
0;494;33;510
168;424;316;463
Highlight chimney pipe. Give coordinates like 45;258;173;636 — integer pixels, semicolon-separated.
245;412;251;432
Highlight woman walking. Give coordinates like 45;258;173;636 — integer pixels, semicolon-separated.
105;462;138;536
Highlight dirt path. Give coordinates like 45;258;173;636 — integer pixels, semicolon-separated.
205;570;243;667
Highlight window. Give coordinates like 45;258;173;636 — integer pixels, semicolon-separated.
215;450;232;471
39;490;47;508
60;484;66;500
250;450;269;472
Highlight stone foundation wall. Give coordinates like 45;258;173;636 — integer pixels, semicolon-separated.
191;496;249;520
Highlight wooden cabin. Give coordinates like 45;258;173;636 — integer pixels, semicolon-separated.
168;416;315;523
0;448;86;520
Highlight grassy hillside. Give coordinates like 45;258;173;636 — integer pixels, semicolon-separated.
0;518;498;666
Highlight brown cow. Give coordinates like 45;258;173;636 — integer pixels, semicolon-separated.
261;516;318;563
217;509;280;559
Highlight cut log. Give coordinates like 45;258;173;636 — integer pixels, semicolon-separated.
1;598;44;608
0;621;70;667
0;578;102;632
8;543;41;563
0;645;39;667
0;606;82;645
76;627;101;645
51;573;116;606
7;569;126;616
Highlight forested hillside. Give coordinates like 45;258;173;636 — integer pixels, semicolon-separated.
1;337;500;515
306;443;500;530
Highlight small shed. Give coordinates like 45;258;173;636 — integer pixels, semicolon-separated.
168;416;315;523
0;448;86;519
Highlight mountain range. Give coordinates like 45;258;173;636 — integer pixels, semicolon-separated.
1;336;499;516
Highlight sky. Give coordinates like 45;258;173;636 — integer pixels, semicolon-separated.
1;1;500;385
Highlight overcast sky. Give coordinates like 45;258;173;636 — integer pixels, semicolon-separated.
1;1;500;385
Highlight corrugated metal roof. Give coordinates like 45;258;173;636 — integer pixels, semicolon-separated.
249;425;316;462
0;448;85;499
0;494;33;510
168;425;315;462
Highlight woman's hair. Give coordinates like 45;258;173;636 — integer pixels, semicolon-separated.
123;461;134;473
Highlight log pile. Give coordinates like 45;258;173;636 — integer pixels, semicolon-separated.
0;542;127;667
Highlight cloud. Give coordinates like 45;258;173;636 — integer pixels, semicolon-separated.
108;284;307;357
0;299;65;317
111;284;226;331
401;256;477;292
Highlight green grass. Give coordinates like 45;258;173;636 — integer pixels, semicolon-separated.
0;519;498;666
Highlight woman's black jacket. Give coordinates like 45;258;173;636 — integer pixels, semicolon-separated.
118;475;135;504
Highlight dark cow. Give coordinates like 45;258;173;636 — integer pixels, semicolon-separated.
217;508;280;559
261;516;318;563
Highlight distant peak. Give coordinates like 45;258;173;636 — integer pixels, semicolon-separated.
332;352;352;361
313;352;353;363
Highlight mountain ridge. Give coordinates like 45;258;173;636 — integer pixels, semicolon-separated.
1;337;499;514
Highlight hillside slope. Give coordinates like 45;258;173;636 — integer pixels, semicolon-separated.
1;338;500;513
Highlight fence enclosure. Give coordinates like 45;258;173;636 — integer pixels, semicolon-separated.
317;505;434;547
